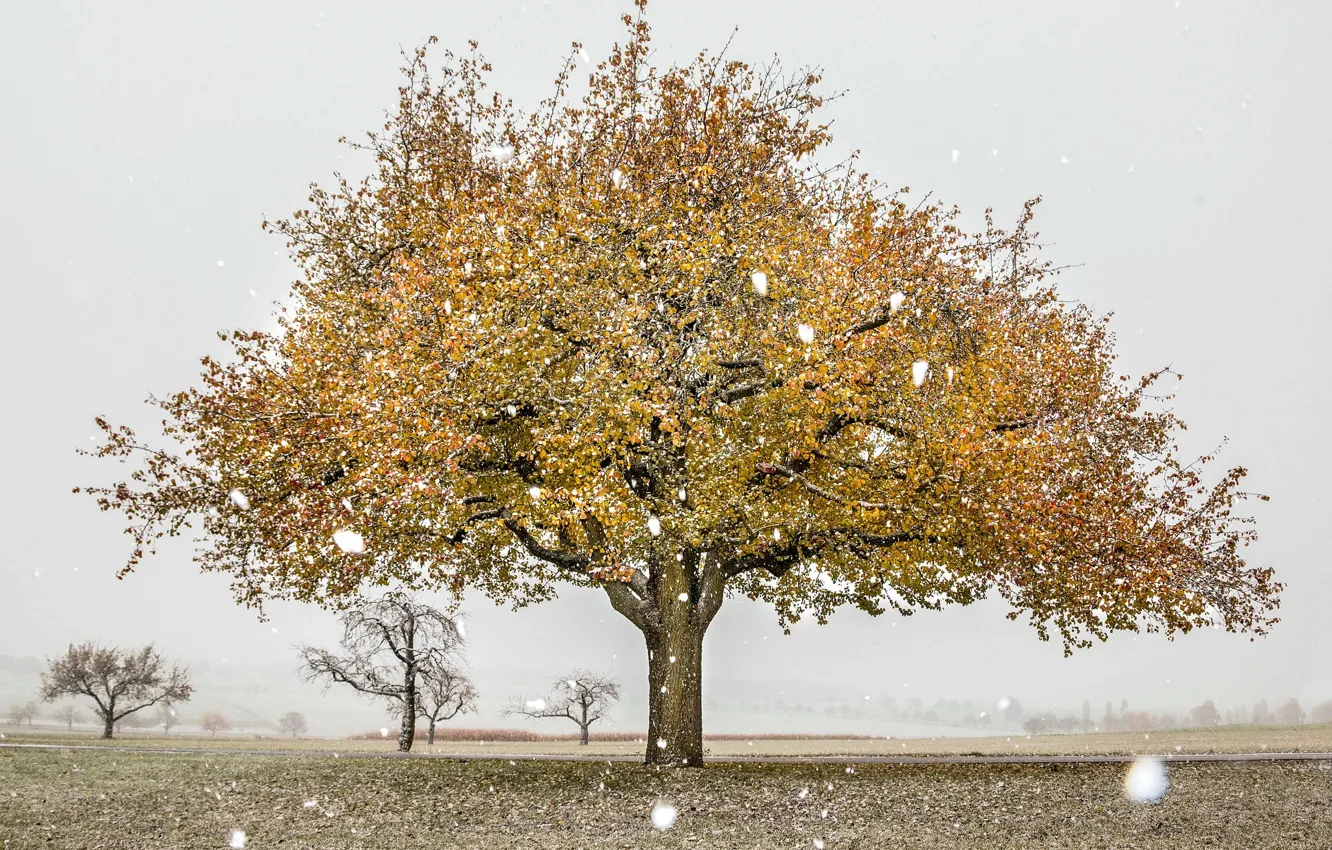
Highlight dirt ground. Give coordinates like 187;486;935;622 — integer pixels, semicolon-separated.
2;744;1330;848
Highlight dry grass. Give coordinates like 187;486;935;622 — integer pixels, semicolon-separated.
1;744;1328;848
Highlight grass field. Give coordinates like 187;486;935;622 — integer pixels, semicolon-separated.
2;744;1329;848
4;723;1331;759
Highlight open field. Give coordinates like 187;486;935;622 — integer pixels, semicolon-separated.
2;745;1329;849
4;724;1332;759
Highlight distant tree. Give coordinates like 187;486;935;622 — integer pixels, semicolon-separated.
1187;700;1221;727
1081;700;1092;732
1103;701;1116;731
157;702;180;736
1001;699;1024;725
199;711;230;736
298;592;464;753
114;712;146;734
1310;700;1332;724
1158;712;1178;729
277;712;309;739
506;671;622;745
1252;699;1274;725
416;661;479;745
1121;698;1130;719
38;643;192;739
1121;711;1158;732
7;701;38;726
1274;698;1305;725
52;704;82;730
1058;715;1080;733
1022;712;1059;735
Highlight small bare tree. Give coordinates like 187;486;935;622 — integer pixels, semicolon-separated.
157;702;180;736
298;592;464;752
39;643;192;739
199;711;230;736
506;671;621;745
7;701;38;727
53;704;82;730
277;711;309;738
417;660;479;745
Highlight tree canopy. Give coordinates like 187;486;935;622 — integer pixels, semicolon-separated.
79;3;1278;764
39;643;193;739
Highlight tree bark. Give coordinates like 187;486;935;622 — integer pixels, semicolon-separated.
579;724;589;745
638;548;724;767
102;715;114;739
427;720;436;745
398;680;417;752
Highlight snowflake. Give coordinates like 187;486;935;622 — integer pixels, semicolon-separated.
651;801;678;831
333;530;365;554
751;270;768;296
889;291;906;313
526;698;547;712
951;149;960;164
228;830;247;849
379;727;389;738
1124;757;1169;803
648;516;661;536
228;490;250;510
797;323;814;344
912;360;929;387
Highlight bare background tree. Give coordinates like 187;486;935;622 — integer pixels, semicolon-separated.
298;592;465;753
416;659;479;745
199;711;230;737
7;701;38;727
38;643;192;739
277;711;308;739
52;704;82;731
113;712;146;735
506;671;622;745
156;702;179;736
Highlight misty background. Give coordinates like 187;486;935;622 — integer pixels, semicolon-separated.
1;0;1328;737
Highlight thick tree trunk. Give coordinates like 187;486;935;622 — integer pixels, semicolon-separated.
427;720;436;745
398;698;416;752
644;615;705;765
579;724;589;745
598;529;726;767
102;715;114;739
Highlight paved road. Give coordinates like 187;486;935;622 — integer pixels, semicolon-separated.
3;742;1329;765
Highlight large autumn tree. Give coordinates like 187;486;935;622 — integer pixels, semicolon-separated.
79;5;1279;766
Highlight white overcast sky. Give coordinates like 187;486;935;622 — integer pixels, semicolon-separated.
1;0;1328;727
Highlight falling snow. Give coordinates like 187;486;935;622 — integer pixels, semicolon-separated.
651;801;678;831
648;516;662;536
797;323;815;344
912;360;929;387
228;490;250;510
1124;757;1169;803
751;270;768;296
229;830;247;849
333;530;365;554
